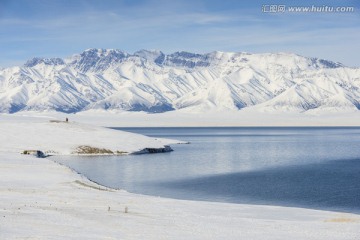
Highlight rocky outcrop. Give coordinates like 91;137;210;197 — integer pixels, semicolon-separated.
132;145;173;154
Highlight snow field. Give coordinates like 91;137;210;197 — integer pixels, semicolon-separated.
1;153;359;240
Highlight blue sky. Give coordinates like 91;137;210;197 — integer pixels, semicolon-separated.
0;0;359;67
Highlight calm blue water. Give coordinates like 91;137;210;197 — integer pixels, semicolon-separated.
54;127;360;213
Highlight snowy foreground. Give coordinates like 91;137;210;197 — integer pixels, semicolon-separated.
1;154;359;239
0;118;359;239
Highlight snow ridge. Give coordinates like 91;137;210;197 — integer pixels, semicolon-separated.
0;49;358;113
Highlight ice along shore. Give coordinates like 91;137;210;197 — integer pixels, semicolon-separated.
0;119;359;239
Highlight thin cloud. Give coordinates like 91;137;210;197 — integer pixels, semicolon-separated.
0;0;359;67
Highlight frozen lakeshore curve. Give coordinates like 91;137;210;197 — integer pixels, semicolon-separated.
1;153;360;239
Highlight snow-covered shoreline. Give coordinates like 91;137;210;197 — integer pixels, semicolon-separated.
1;153;359;239
1;116;360;239
0;119;181;155
6;109;360;127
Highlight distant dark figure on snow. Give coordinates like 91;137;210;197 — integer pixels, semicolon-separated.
65;118;68;122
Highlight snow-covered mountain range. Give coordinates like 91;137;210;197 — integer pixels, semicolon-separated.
0;48;359;113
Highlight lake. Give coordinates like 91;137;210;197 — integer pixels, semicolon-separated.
54;127;360;213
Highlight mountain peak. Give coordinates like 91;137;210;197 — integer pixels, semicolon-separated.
71;48;128;72
164;51;210;68
24;57;65;67
311;58;343;69
134;49;165;64
82;48;126;55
